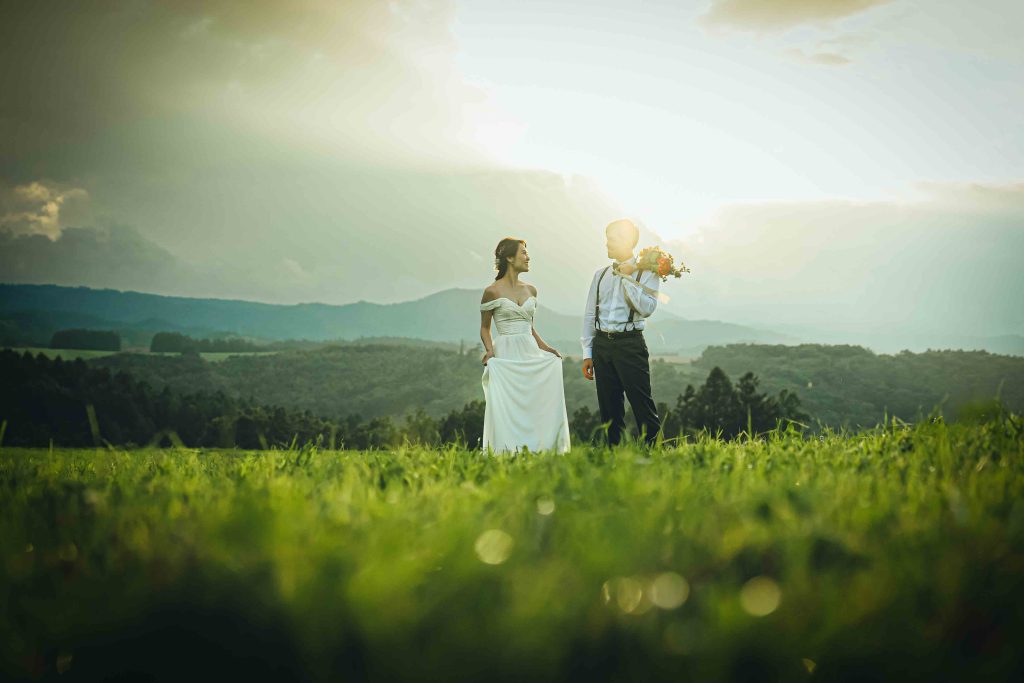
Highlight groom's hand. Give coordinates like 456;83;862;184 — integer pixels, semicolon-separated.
582;358;594;381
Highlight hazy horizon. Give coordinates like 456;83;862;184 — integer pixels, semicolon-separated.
2;0;1021;344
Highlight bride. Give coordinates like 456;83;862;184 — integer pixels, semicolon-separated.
479;238;571;454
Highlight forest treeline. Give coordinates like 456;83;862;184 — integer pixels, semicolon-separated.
49;329;121;351
1;349;805;449
693;343;1023;427
3;339;1020;448
149;332;263;354
82;341;1024;431
571;365;809;443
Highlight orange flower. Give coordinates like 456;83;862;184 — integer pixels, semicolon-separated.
637;245;690;281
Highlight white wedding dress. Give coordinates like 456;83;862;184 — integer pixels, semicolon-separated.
480;296;571;454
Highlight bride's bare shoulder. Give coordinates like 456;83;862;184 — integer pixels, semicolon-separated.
481;285;501;304
526;283;538;297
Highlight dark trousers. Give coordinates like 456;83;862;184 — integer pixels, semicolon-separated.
592;332;660;446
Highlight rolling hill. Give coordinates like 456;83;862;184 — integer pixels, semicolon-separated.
0;283;794;355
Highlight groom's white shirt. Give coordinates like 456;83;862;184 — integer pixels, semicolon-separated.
581;255;661;360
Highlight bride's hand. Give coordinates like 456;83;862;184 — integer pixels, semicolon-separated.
543;346;562;359
482;350;495;365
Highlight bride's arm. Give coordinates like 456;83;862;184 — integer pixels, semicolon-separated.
532;327;561;358
528;286;562;358
480;290;497;364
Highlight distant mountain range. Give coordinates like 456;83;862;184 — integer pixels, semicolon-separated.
0;283;800;356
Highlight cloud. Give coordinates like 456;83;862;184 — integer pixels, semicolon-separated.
0;225;186;290
0;181;90;238
700;0;895;32
0;0;497;182
5;177;1021;346
698;3;891;66
0;168;624;309
783;48;852;66
662;182;1024;337
914;181;1024;213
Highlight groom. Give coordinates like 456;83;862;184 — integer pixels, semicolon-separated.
581;219;662;446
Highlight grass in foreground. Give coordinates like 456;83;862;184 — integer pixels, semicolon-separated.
1;416;1023;681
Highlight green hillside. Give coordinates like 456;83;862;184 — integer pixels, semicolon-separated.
0;283;793;354
81;343;1024;430
694;344;1023;428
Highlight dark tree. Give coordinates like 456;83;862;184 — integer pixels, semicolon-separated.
151;332;259;353
695;366;741;436
662;366;808;440
403;408;440;446
569;405;603;444
1;348;808;450
438;400;484;448
50;329;121;351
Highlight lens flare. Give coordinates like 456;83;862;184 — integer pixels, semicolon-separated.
536;497;556;515
740;576;782;616
650;572;690;610
474;529;514;565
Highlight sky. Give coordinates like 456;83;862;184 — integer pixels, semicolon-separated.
1;0;1022;344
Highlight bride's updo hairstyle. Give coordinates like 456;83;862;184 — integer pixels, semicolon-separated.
494;237;526;280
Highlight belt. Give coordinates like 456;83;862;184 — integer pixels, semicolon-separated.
594;328;643;340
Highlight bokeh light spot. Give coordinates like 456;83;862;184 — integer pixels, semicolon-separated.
740;576;781;616
615;577;645;613
603;577;653;614
650;572;690;609
474;529;514;565
536;497;555;515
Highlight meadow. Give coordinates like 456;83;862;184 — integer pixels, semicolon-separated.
2;414;1022;681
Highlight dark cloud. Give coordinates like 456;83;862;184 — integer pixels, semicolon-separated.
0;0;479;182
0;0;516;306
0;224;187;291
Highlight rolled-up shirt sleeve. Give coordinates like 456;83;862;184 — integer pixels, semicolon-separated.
620;269;660;318
581;270;600;359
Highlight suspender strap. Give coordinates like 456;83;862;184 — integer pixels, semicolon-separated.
595;266;643;332
594;266;609;332
626;270;642;331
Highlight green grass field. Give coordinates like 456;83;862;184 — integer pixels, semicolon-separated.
2;415;1022;681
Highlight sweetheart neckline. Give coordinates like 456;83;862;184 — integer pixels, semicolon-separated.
494;295;536;308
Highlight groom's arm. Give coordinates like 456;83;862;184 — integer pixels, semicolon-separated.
581;270;599;360
619;269;660;318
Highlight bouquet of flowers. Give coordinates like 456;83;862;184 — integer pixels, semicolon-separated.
611;246;690;303
636;246;690;281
